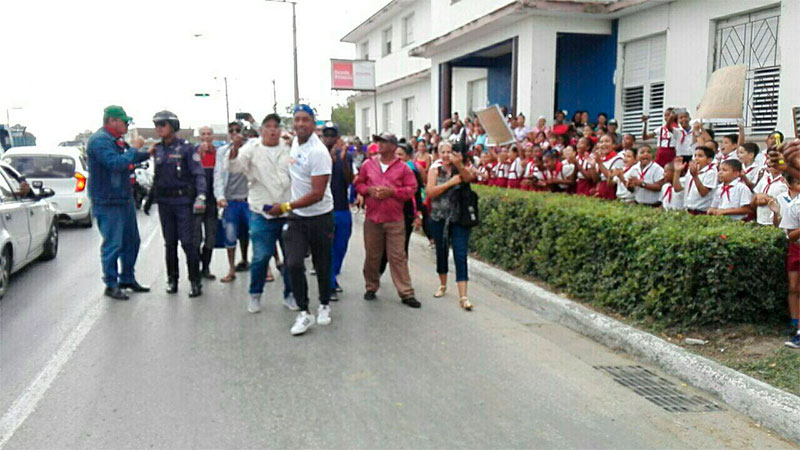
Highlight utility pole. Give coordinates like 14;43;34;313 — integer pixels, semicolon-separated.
266;0;299;105
224;76;230;124
272;79;278;113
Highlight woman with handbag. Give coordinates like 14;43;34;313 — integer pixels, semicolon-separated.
426;142;478;311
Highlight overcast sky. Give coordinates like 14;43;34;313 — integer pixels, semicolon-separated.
0;0;373;145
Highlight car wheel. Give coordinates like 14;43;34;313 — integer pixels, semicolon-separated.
0;247;11;299
81;213;93;228
40;223;59;261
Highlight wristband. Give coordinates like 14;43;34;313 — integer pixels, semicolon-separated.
280;202;293;214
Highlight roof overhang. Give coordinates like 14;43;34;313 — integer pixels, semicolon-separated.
341;0;416;44
409;0;661;58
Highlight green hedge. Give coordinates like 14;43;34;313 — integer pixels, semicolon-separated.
471;186;787;326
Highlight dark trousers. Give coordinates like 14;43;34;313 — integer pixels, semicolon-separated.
158;203;200;283
94;202;140;287
194;203;217;270
331;210;353;288
283;213;333;312
431;219;470;282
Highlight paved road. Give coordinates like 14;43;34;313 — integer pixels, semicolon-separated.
0;209;795;449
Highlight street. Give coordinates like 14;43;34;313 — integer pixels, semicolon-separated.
0;209;794;449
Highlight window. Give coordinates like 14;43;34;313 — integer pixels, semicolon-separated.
402;14;415;46
382;27;393;56
402;97;415;139
467;78;488;117
361;41;369;61
620;34;666;135
0;171;16;202
3;155;76;179
361;107;371;140
382;102;393;133
714;7;780;135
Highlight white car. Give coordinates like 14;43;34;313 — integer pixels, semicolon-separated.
2;146;92;227
0;161;59;298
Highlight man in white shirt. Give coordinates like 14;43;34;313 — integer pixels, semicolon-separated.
228;114;294;314
627;145;665;206
265;105;334;336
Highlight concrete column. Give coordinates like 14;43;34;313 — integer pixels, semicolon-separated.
777;0;800;136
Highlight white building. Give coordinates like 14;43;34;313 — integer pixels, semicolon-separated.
343;0;798;141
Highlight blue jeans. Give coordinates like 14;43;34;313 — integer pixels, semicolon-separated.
222;200;250;248
431;219;470;282
249;214;291;297
331;209;352;288
94;202;140;287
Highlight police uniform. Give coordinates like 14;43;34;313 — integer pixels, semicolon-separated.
152;138;206;292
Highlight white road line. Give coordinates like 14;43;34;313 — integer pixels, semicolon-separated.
0;221;161;449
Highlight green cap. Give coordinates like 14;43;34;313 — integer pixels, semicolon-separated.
103;105;133;124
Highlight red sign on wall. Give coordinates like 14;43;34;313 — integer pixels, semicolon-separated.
332;62;354;89
330;59;375;92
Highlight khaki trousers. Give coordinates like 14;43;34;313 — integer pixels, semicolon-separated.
363;219;415;299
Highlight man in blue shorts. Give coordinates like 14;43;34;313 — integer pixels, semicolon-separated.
215;124;251;283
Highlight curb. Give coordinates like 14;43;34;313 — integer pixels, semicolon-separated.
393;218;800;444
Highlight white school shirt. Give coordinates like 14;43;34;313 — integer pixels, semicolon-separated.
559;162;575;189
742;161;762;186
598;154;624;181
754;173;788;226
710;178;752;220
654;125;676;148
614;164;636;203
508;157;523;180
714;149;739;168
576;156;592;180
289;133;334;217
673;127;695;157
629;161;665;205
522;161;536;179
682;164;718;211
661;182;685;211
779;194;800;231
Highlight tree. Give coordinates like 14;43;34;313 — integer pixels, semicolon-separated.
330;101;355;136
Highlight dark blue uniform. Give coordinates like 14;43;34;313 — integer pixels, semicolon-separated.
152;138;206;284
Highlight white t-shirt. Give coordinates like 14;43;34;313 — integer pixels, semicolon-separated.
754;173;788;226
379;161;389;173
682;164;718;211
289;133;334;217
615;165;636;203
629;161;665;205
710;179;752;220
661;182;685;211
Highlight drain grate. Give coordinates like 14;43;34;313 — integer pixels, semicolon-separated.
594;365;724;413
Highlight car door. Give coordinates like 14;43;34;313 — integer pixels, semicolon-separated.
2;171;49;251
0;173;31;269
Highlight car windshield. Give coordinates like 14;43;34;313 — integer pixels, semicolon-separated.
3;155;76;178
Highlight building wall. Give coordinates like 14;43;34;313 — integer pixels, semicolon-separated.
357;0;432;86
452;67;489;119
429;0;516;40
615;0;797;135
353;78;432;140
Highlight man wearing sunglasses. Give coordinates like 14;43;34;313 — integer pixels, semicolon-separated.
147;110;207;297
86;105;152;300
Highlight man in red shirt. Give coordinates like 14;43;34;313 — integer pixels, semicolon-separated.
354;133;420;308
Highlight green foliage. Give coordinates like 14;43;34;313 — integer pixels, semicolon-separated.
331;101;355;136
471;186;788;326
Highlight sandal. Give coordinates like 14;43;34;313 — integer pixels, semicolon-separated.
220;274;236;283
459;297;473;311
434;285;447;298
266;273;275;283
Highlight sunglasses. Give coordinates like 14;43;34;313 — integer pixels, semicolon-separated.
322;132;338;138
154;121;168;128
229;128;242;134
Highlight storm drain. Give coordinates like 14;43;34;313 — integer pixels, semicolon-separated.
594;365;723;413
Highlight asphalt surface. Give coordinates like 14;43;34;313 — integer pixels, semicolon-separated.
0;208;795;449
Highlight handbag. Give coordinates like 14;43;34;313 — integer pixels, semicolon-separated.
454;183;480;228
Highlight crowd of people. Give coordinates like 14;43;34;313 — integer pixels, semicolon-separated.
85;103;800;347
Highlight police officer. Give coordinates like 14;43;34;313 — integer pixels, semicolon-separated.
144;111;207;297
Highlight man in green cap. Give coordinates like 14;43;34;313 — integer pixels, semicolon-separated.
86;105;152;300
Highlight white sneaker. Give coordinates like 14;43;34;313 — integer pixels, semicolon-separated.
248;296;262;314
291;311;315;335
317;305;331;325
283;293;299;311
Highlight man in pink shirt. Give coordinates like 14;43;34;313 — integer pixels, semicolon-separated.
354;133;420;308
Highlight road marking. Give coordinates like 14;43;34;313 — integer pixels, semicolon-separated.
0;221;161;449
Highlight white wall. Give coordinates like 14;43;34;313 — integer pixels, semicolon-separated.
615;0;794;135
429;0;516;39
452;68;488;118
356;0;432;87
354;78;432;140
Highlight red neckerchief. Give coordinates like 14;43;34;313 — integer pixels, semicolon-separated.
639;162;654;181
720;184;733;202
623;164;635;175
662;184;673;203
602;151;618;163
763;174;783;194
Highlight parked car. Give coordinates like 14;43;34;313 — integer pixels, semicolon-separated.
2;146;92;227
0;161;58;298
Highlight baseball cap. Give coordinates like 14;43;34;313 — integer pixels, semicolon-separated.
103;105;133;124
322;121;339;136
608;118;618;126
373;132;398;146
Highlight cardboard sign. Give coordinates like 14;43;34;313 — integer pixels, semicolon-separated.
793;106;799;139
695;65;746;123
476;105;515;146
